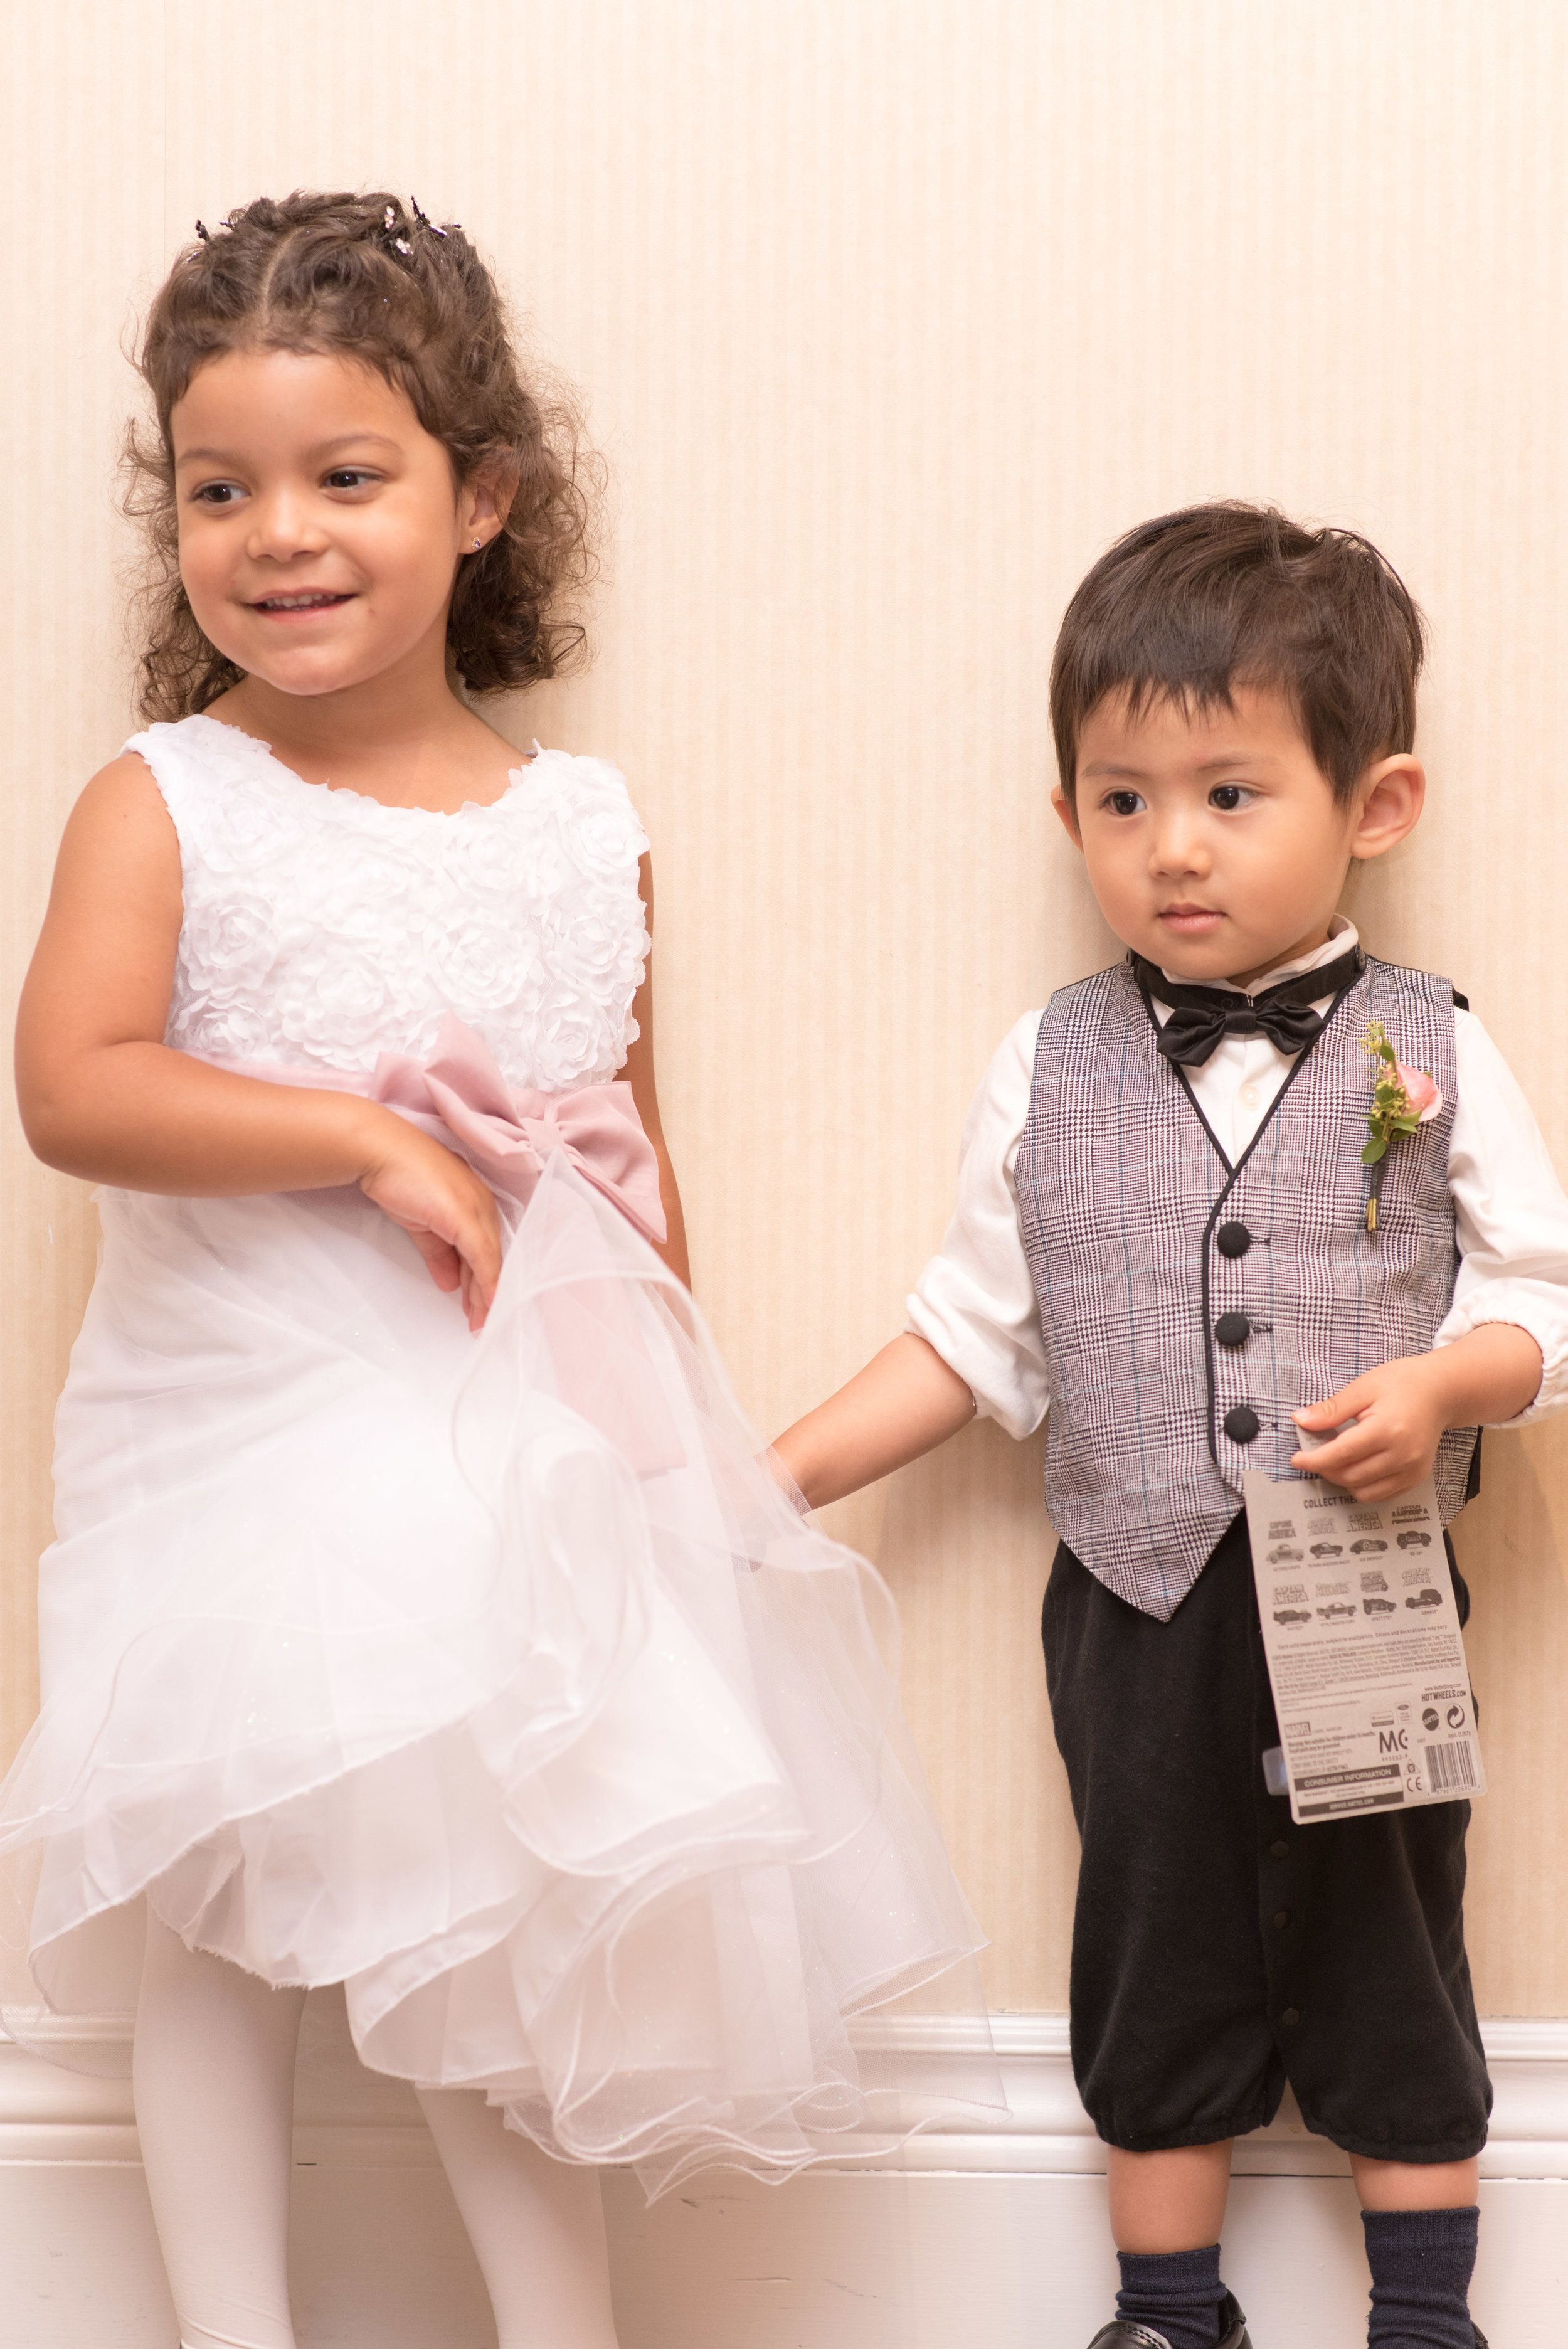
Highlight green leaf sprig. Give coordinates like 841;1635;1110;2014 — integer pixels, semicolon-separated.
1361;1021;1423;1167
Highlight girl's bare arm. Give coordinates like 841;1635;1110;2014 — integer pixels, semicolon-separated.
16;755;503;1322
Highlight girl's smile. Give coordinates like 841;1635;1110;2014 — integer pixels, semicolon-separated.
248;588;356;616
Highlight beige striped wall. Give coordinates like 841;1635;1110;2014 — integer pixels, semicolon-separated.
5;0;1568;2013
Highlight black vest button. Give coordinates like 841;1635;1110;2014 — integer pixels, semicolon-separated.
1269;1839;1290;1859
1214;1312;1251;1347
1281;2006;1302;2028
1223;1405;1261;1443
1216;1221;1253;1258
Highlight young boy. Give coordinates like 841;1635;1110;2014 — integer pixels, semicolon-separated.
773;505;1568;2349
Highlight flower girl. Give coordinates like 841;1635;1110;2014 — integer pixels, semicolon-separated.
0;191;985;2349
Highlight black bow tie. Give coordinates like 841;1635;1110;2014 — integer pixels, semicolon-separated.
1133;944;1365;1068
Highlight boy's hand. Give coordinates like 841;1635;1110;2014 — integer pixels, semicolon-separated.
1290;1358;1453;1502
1291;1323;1544;1502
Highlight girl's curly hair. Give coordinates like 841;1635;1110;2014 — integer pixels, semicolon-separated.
125;190;598;719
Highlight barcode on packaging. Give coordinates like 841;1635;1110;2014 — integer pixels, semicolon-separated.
1424;1741;1478;1795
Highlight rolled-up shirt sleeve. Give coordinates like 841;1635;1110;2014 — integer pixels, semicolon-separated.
904;1012;1050;1439
1434;1009;1568;1425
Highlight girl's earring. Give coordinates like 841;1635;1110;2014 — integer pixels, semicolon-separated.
472;538;482;552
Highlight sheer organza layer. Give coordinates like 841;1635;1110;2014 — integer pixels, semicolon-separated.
0;1154;993;2193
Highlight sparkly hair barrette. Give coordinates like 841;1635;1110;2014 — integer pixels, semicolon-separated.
195;201;456;260
377;200;461;260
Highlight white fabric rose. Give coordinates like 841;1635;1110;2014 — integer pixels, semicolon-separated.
132;719;650;1090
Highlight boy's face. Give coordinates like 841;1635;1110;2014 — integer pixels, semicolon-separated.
1052;685;1423;988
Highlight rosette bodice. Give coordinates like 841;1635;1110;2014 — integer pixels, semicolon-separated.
126;714;650;1091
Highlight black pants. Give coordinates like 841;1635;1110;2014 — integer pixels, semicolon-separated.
1041;1512;1490;2162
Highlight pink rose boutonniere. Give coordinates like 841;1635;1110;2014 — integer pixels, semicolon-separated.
1361;1020;1443;1233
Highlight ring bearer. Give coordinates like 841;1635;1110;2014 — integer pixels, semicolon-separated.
773;504;1568;2349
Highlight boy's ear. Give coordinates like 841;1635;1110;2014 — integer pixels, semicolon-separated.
1051;784;1084;849
1347;753;1424;863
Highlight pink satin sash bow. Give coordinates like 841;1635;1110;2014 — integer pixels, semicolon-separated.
201;1015;667;1245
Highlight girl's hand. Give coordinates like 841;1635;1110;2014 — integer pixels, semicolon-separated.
356;1115;504;1331
1291;1322;1543;1502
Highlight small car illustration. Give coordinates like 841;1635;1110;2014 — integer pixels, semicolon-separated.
1316;1601;1357;1621
1404;1588;1444;1610
1362;1597;1397;1615
1309;1542;1343;1559
1396;1530;1433;1550
1273;1608;1312;1626
1266;1545;1303;1564
1349;1538;1389;1554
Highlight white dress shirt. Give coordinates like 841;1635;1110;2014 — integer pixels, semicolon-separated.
906;921;1568;1438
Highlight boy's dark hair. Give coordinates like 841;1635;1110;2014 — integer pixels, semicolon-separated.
1050;502;1425;807
125;190;598;720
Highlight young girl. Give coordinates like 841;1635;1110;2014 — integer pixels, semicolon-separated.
0;191;986;2349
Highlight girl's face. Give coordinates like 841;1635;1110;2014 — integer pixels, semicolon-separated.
171;348;494;701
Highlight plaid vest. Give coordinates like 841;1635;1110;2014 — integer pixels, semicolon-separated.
1015;955;1473;1621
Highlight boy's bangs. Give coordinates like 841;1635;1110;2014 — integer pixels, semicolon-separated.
1051;503;1423;805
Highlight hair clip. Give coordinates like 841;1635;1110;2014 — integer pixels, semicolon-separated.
194;220;211;241
410;198;449;239
379;202;415;258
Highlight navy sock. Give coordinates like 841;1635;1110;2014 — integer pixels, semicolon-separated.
1362;2206;1480;2349
1115;2245;1227;2349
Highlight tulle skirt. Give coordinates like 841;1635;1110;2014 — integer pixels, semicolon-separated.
0;1153;993;2193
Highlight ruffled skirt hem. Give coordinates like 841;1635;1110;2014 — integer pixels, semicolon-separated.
0;1154;997;2194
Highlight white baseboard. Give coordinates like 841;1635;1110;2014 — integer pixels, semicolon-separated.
3;2012;1565;2346
834;2010;1568;2178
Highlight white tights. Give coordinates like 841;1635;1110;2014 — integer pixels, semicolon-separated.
133;1914;620;2349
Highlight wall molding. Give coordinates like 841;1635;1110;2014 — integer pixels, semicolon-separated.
4;2012;1565;2178
839;2012;1568;2179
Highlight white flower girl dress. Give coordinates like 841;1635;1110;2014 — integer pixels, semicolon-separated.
0;715;991;2194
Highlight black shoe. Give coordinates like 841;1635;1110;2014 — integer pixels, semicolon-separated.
1086;2289;1251;2349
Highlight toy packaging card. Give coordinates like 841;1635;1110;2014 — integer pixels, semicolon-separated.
1243;1468;1485;1825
